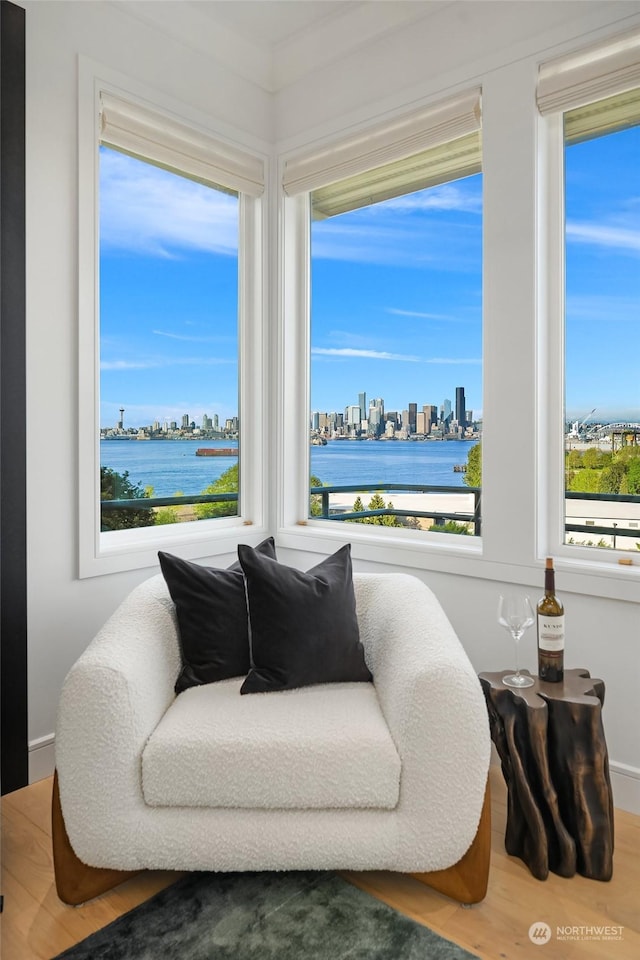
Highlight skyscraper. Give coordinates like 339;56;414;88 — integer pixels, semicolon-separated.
456;387;466;430
408;402;417;434
358;391;367;424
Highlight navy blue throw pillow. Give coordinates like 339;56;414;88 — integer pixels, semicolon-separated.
159;537;277;694
238;543;371;694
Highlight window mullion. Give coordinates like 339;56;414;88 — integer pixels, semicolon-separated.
538;111;566;561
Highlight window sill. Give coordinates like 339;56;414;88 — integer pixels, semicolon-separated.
276;517;483;576
79;519;270;579
276;520;640;604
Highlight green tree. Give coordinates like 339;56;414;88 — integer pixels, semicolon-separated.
581;447;601;470
155;490;183;525
626;458;640;495
100;466;154;531
194;464;239;520
367;491;387;513
366;492;401;526
431;520;470;535
566;449;583;470
346;492;401;526
309;474;325;517
463;442;482;487
567;469;601;494
598;460;626;495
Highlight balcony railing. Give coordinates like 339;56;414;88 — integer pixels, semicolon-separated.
564;490;640;545
100;491;238;530
101;492;238;511
99;485;640;547
310;482;482;536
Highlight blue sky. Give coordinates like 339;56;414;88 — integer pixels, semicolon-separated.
100;122;639;428
565;124;640;422
310;178;483;418
100;147;239;429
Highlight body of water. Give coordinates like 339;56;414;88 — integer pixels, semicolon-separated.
100;438;479;498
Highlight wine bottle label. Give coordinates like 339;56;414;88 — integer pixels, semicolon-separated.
538;615;565;651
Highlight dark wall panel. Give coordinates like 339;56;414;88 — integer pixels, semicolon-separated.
0;0;28;795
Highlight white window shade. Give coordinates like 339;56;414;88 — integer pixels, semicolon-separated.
537;27;640;117
283;88;481;203
564;85;640;145
100;92;264;197
311;131;481;220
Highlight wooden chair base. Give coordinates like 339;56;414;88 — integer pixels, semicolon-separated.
52;773;490;906
411;778;491;904
52;772;139;905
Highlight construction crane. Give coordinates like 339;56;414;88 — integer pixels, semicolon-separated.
568;408;596;440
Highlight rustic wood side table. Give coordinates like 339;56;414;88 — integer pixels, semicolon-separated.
478;668;614;882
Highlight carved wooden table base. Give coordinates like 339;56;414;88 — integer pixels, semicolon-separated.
479;668;614;881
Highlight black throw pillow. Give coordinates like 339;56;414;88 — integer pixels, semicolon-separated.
159;537;277;694
238;543;372;694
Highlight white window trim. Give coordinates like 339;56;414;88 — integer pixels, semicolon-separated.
277;91;484;570
78;60;269;578
277;64;640;605
537;58;640;598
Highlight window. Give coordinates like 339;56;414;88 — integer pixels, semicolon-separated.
538;31;640;558
99;145;241;533
79;77;265;576
283;90;483;539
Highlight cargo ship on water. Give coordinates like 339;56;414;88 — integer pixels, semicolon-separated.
195;448;238;457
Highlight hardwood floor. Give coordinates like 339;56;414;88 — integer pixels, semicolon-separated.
1;767;638;959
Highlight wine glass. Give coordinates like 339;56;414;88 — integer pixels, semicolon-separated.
497;595;535;688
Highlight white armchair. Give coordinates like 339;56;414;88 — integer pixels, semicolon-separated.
53;572;491;905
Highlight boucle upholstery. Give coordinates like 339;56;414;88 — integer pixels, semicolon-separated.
55;572;490;874
142;679;401;809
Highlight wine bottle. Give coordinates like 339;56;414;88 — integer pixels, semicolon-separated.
537;558;564;682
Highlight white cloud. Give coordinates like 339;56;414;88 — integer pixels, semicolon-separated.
312;347;420;362
312;203;481;267
424;357;481;365
566;221;640;254
387;308;458;321
101;359;157;370
380;182;482;215
101;355;235;370
100;148;238;257
153;329;233;344
311;347;481;365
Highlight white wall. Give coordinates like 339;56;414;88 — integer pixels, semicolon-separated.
24;0;271;779
23;0;640;813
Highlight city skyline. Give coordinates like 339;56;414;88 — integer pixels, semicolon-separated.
100;118;639;428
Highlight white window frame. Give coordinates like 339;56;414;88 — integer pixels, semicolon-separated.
277;90;484;570
78;60;269;578
537;30;640;595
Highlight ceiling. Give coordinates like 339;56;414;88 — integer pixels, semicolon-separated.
115;1;445;92
194;0;361;47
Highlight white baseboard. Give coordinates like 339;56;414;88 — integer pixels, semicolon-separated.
609;761;640;816
28;733;55;783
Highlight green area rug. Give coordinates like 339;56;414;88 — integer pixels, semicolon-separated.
53;871;480;959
